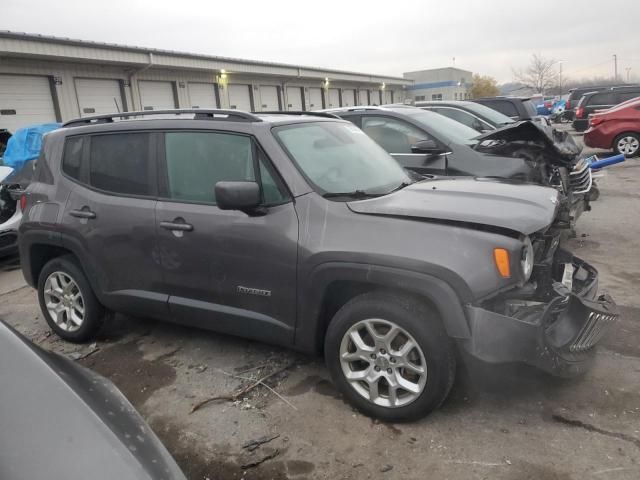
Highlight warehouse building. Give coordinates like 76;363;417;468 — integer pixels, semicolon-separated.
404;67;472;101
0;31;412;131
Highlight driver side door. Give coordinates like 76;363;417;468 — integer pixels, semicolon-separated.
359;115;448;176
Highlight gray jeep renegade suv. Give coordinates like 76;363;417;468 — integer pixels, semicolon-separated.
19;109;617;421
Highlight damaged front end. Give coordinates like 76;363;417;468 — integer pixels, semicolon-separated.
475;121;593;228
462;231;617;377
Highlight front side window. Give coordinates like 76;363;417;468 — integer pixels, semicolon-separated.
163;132;285;205
434;108;486;132
89;133;151;196
273;121;411;195
361;116;430;154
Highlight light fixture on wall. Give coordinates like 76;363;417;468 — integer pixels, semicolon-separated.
53;76;63;85
218;69;228;89
323;77;330;90
178;82;185;88
381;82;386;90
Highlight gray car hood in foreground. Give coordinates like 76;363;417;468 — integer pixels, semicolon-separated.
348;177;559;235
0;320;186;480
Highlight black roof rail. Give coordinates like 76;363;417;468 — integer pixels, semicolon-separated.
62;109;263;128
257;111;341;119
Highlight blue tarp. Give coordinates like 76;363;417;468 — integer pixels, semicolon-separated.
2;123;61;171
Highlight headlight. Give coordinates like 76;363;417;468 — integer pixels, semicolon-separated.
520;236;534;281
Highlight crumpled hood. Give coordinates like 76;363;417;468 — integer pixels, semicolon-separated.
347;177;560;235
474;120;581;164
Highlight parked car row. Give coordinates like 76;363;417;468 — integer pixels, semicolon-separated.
12;104;618;422
572;85;640;132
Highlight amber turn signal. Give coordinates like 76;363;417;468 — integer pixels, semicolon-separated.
493;248;511;278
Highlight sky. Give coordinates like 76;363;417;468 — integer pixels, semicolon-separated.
2;0;639;83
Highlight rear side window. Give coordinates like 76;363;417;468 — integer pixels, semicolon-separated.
62;136;84;180
89;133;151;196
492;101;519;118
588;92;614;105
521;100;537;117
617;91;640;103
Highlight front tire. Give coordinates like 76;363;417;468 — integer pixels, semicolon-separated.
324;292;456;421
38;255;105;343
613;133;640;157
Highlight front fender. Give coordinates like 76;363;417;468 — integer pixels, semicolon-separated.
294;262;472;354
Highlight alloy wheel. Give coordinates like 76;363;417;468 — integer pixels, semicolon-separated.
617;136;640;156
43;271;85;332
339;318;427;408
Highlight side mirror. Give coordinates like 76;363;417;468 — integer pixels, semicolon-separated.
215;181;262;213
411;139;443;154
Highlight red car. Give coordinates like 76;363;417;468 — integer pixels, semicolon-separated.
584;97;640;157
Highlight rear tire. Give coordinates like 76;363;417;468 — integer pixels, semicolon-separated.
613;132;640;157
324;292;456;421
38;255;104;343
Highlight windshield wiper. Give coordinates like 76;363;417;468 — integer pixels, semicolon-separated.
385;181;412;194
322;190;381;199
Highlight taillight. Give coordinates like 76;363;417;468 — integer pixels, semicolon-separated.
19;194;27;211
576;107;584;118
566;100;571;110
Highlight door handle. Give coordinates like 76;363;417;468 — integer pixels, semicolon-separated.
69;209;96;219
160;221;193;232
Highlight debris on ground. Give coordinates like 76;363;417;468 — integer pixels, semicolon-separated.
68;343;100;361
190;363;296;413
380;464;394;472
242;434;280;452
240;449;280;470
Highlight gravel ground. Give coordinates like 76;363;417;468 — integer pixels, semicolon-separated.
1;133;639;480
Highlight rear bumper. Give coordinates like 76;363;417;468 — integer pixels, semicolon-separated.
461;255;617;376
583;128;611;150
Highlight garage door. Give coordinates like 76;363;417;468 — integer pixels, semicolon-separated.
341;89;356;107
370;90;381;105
383;90;393;104
358;90;369;106
308;88;323;110
75;78;124;117
0;74;57;132
259;86;279;111
286;87;304;111
188;82;218;108
328;89;340;108
228;84;253;111
138;81;177;111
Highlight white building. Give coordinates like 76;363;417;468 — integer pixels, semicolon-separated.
403;67;473;102
0;31;412;131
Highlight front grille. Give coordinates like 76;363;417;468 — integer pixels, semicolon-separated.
569;160;592;194
570;311;617;352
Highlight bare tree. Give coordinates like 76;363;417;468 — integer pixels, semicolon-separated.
512;54;559;94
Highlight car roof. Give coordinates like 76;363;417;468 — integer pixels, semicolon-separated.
415;100;478;108
474;96;531;101
59;109;342;133
323;105;422;115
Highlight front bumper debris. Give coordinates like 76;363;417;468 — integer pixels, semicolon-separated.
462;254;618;376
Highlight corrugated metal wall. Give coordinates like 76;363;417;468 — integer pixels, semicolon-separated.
0;56;406;126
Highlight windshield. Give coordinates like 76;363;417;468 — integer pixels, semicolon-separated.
403;109;481;145
466;103;515;126
273;121;411;195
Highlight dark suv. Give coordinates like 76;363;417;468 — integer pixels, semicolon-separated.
19;109;617;421
328;105;593;227
471;96;544;123
565;84;639;122
415;100;515;132
573;86;640;131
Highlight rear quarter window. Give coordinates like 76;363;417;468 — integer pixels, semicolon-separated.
61;136;84;180
588;92;614;105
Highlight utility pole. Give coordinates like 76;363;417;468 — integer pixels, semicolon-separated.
626;67;632;82
613;54;618;81
559;62;563;97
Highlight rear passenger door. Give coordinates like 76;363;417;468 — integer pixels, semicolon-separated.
60;132;167;319
155;130;298;345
